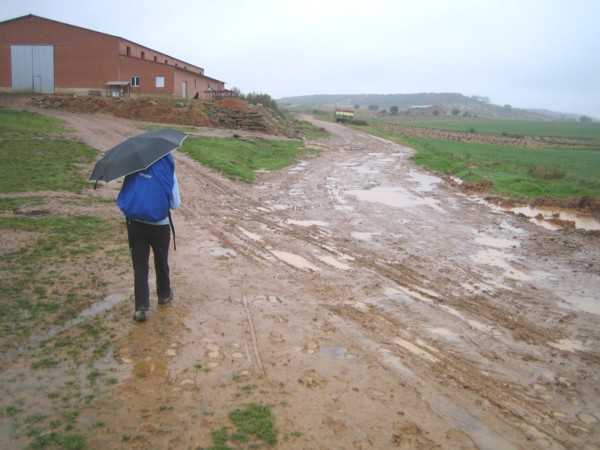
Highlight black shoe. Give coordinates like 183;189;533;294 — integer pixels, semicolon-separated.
133;310;147;322
158;289;173;305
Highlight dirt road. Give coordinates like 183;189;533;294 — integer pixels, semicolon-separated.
5;108;600;449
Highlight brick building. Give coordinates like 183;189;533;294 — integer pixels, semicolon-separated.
0;14;226;98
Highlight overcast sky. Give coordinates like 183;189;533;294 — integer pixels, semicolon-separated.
2;0;600;118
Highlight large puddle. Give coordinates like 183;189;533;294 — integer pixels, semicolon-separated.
479;200;600;231
510;205;600;231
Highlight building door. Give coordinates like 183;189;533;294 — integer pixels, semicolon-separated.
11;45;54;94
182;81;187;98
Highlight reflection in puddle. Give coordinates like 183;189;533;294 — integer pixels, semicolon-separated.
458;415;517;450
270;250;320;271
238;227;262;241
351;231;377;241
475;235;519;249
211;246;237;257
322;345;359;362
392;337;439;363
378;348;415;378
384;286;496;334
348;186;443;211
470;249;530;281
561;295;600;315
548;338;584;352
426;326;461;341
317;255;352;270
286;219;330;227
407;169;442;192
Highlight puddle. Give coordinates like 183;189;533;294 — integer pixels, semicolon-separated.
384;286;496;334
270;250;320;271
511;205;600;231
322;345;359;362
392;337;439;363
548;338;584;352
238;227;262;241
458;415;517;450
317;255;352;271
348;186;443;212
426;326;461;341
474;235;519;249
287;161;308;172
470;249;530;281
211;246;237;257
286;219;329;227
407;169;442;192
561;295;600;315
378;348;416;378
351;231;377;241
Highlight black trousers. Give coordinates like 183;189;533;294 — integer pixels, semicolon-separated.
127;220;171;312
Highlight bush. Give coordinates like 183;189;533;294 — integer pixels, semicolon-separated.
528;164;565;180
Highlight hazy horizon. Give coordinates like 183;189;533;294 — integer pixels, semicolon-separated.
2;0;599;118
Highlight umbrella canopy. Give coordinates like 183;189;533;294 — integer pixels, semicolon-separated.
90;129;187;184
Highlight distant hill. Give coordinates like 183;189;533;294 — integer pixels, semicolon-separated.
276;93;584;121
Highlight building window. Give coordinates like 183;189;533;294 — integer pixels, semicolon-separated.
131;76;140;87
154;56;158;62
164;59;168;64
126;46;131;56
156;77;165;88
141;51;145;59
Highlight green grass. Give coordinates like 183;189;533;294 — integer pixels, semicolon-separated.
295;120;329;140
27;431;87;450
200;403;278;449
229;403;277;445
0;138;96;193
180;136;313;183
381;132;600;200
370;115;600;140
0;109;69;137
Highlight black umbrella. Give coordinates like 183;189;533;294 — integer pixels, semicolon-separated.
90;129;187;185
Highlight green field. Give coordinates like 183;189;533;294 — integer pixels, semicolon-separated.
366;115;600;140
364;126;600;202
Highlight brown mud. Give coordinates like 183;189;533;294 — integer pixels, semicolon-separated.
1;101;599;449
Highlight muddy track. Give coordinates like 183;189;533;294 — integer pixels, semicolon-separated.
1;106;599;449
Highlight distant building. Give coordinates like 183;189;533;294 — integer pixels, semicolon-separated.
407;105;442;116
0;14;226;98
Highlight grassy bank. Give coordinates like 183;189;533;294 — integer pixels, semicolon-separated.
180;136;316;183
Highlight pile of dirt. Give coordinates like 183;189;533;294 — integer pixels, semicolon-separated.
30;95;299;136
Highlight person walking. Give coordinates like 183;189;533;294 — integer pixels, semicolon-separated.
117;153;180;322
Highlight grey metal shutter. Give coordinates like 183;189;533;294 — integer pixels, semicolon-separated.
11;45;55;94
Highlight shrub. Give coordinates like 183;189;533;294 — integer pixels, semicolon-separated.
528;164;566;180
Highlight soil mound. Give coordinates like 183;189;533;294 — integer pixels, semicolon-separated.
29;95;298;136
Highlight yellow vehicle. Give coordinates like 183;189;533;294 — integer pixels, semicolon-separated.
334;109;354;123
